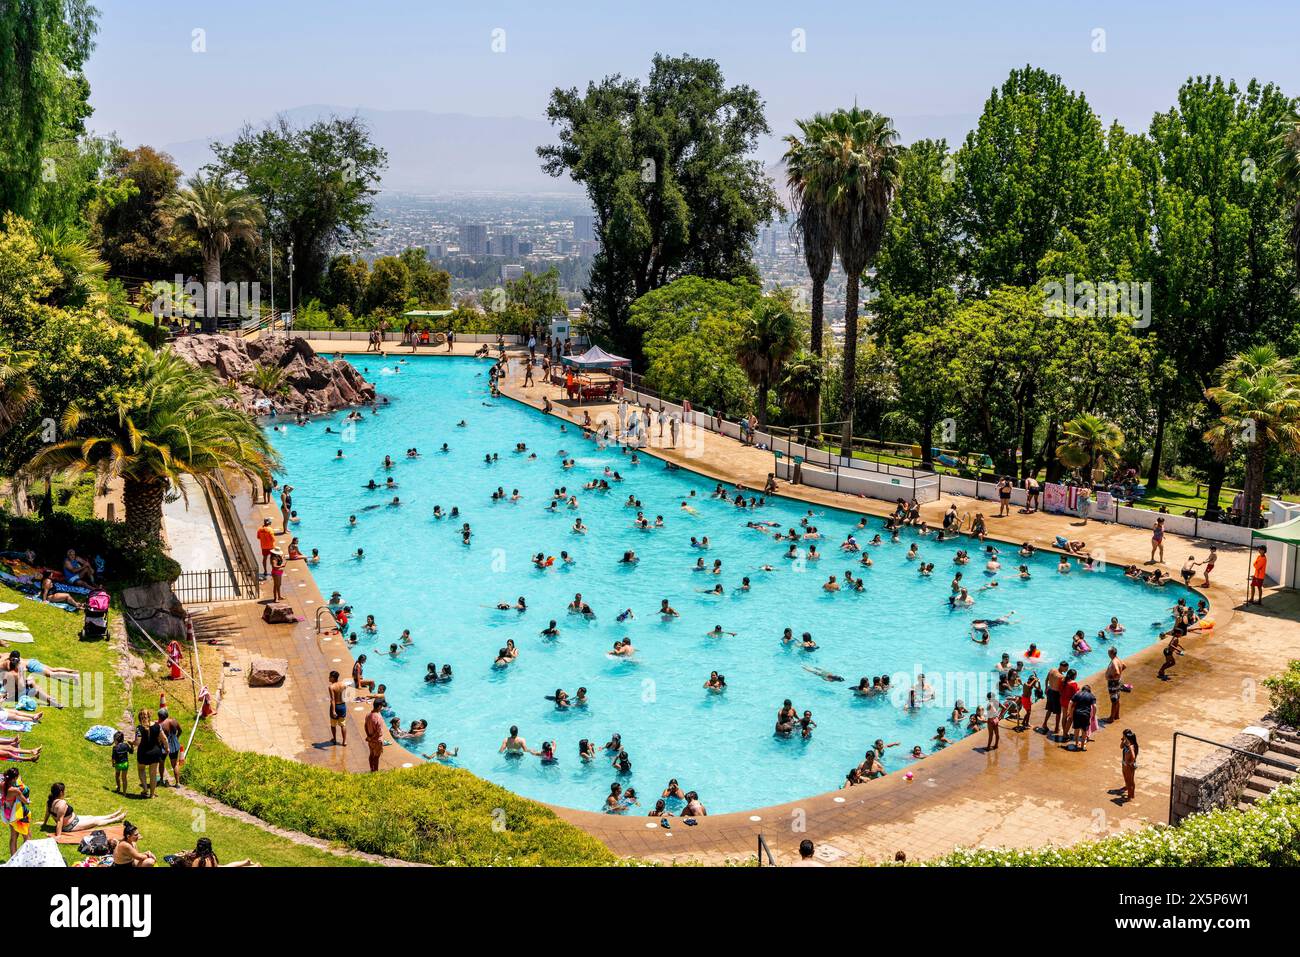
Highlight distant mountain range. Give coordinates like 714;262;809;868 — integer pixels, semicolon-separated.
162;105;977;199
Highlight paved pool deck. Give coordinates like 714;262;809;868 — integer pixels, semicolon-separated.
211;341;1300;865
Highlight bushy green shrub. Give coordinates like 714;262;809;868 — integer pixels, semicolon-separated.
1263;661;1300;727
183;739;619;866
933;781;1300;866
0;508;180;585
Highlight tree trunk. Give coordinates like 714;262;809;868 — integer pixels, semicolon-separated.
1204;460;1226;520
838;274;859;458
123;477;168;544
1244;442;1267;528
1146;399;1167;491
810;274;825;440
757;382;769;429
202;252;222;333
920;417;934;470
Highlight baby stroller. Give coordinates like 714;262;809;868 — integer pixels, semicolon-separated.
81;587;109;641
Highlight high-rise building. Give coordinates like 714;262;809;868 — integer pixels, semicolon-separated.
496;233;517;257
572;214;595;241
459;223;487;256
501;264;525;282
517;240;533;255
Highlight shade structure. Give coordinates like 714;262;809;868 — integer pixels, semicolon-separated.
1252;514;1300;545
560;345;630;370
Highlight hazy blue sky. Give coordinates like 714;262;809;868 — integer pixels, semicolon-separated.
87;0;1299;157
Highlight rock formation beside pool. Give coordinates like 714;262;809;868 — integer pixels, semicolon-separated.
171;333;375;414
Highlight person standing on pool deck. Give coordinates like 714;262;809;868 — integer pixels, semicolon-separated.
1069;684;1096;751
1249;545;1268;605
279;484;294;536
996;477;1012;517
1119;729;1139;802
364;699;385;771
256;518;276;577
1105;648;1127;722
328;671;348;746
1149;517;1165;564
1039;661;1067;738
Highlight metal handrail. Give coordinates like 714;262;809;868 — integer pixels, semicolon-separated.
1168;730;1298;824
756;833;775;867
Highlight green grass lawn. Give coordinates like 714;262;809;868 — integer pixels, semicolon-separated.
0;585;364;866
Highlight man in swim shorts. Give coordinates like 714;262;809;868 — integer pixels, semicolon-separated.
1039;661;1066;738
328;671;348;746
1106;648;1126;722
1248;545;1267;605
364;699;385;771
256;518;276;577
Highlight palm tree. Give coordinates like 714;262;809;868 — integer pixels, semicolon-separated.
1055;413;1125;479
797;108;902;457
20;349;279;543
36;224;109;308
777;348;824;438
1203;345;1300;528
0;351;36;440
160;173;264;331
736;295;800;428
784;115;837;432
1272;111;1300;278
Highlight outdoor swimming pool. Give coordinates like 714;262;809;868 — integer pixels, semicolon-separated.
266;356;1199;814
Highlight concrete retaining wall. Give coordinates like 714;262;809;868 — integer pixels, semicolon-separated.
1170;727;1270;824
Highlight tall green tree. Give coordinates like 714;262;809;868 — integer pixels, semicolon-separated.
0;0;97;217
1147;76;1299;511
1204;345;1300;527
869;137;960;332
1272;110;1300;280
211;115;387;299
628;276;759;415
538;54;781;358
783;114;837;429
954;66;1106;290
160;172;264;330
91;145;198;278
793;107;902;456
505;268;565;329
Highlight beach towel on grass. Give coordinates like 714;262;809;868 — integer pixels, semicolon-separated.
0;721;34;733
84;725;116;746
0;629;34;643
56;823;125;845
0;602;17;614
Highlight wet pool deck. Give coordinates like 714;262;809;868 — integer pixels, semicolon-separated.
210;340;1300;865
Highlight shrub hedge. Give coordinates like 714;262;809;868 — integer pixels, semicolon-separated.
1263;661;1300;728
183;737;619;866
934;781;1300;866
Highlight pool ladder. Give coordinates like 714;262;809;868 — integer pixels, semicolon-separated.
315;606;338;636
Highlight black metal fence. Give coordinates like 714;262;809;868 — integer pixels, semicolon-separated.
172;567;259;603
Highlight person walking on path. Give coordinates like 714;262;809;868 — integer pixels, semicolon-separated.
364;699;385;771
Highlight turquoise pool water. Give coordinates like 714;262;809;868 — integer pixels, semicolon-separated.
265;356;1196;814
